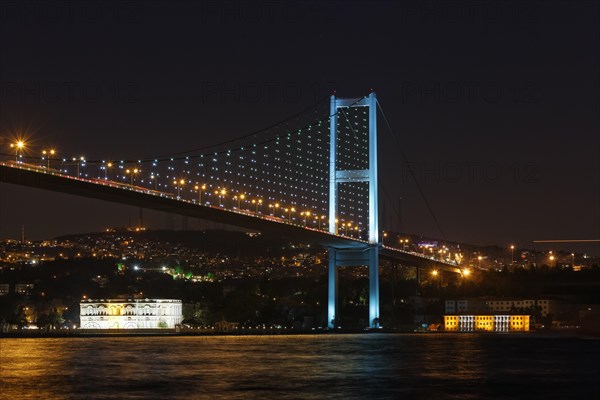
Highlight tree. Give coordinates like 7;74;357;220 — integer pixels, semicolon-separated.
48;309;65;328
16;307;28;329
36;313;51;329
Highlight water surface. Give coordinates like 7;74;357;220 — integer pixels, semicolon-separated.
1;334;598;399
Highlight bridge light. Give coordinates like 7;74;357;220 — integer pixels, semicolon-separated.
10;140;26;161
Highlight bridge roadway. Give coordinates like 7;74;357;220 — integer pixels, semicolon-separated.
0;162;459;272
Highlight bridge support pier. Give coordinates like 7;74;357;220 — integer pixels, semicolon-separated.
328;92;380;329
327;248;338;328
368;247;380;328
327;246;380;329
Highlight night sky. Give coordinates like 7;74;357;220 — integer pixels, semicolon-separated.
0;1;598;255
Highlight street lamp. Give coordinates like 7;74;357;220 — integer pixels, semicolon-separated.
284;207;295;223
477;255;483;268
194;184;206;204
251;199;262;213
175;179;185;198
42;149;56;168
126;168;140;185
510;244;515;264
236;193;245;209
75;156;86;177
269;202;280;216
221;189;227;207
319;215;326;230
105;162;113;180
301;211;311;227
150;174;159;190
571;253;575;268
431;269;439;286
10;140;25;161
215;188;226;207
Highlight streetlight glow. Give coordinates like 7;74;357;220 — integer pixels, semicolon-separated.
10;139;26;161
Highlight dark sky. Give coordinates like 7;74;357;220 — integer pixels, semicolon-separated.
0;0;598;255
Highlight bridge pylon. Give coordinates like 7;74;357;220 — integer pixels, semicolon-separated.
328;92;380;329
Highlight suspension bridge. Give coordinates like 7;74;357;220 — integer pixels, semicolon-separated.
0;92;460;328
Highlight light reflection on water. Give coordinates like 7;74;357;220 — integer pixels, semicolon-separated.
1;334;598;399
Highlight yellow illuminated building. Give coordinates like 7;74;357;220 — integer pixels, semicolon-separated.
508;315;529;331
444;315;530;332
474;315;494;331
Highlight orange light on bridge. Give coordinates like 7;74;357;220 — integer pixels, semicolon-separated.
9;139;26;161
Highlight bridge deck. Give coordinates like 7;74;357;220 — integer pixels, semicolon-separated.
0;162;459;271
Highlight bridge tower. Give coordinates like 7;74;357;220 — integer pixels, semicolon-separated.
328;92;379;329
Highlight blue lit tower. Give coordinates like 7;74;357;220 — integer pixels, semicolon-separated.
328;92;379;328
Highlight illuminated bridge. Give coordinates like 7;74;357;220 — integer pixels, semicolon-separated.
0;92;460;328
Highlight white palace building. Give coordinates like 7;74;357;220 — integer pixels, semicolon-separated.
80;299;183;329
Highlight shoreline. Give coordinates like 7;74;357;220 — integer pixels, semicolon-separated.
2;329;597;339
